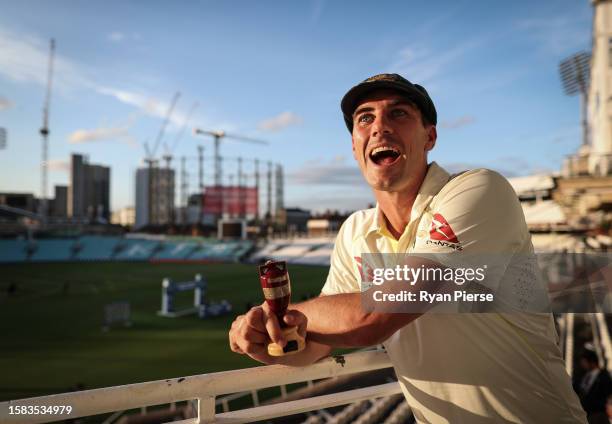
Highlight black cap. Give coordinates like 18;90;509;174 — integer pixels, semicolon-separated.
340;73;437;133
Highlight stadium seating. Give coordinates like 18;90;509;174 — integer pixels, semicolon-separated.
250;241;288;262
251;237;335;265
151;241;199;260
382;399;412;424
352;394;403;424
0;239;29;262
326;400;369;424
74;236;120;261
29;239;75;262
292;243;334;266
113;238;160;261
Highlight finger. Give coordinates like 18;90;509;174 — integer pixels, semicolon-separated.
241;341;270;362
264;311;285;347
229;328;244;354
245;307;267;332
230;340;244;354
230;316;244;332
241;327;268;344
284;310;307;338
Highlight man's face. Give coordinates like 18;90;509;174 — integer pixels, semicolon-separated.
351;90;436;192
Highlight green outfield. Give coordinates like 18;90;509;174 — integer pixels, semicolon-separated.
0;262;329;402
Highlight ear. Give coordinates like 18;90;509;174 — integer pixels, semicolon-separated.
424;126;437;152
352;136;358;160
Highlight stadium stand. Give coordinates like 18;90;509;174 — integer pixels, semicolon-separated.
383;399;412;424
28;238;75;262
0;239;29;262
151;241;199;260
326;400;369;424
113;238;163;261
74;235;120;261
251;237;335;265
293;243;335;266
352;394;404;424
250;241;288;262
0;237;255;263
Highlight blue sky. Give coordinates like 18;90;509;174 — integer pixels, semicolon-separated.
0;0;592;213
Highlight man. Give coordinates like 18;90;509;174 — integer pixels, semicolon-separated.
575;349;612;420
229;73;587;423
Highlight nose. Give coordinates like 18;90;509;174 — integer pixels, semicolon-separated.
371;113;393;138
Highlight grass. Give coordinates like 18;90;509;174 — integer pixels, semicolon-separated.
0;262;329;402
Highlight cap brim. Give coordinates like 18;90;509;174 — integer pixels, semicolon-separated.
341;81;430;132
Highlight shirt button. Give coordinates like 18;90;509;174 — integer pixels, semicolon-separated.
417;230;426;238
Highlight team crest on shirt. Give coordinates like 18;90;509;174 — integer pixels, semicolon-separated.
426;213;463;251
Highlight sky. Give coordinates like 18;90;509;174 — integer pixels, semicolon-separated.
0;0;593;213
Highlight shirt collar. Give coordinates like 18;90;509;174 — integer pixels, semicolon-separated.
366;161;451;237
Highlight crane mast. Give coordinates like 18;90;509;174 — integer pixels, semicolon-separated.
40;38;55;221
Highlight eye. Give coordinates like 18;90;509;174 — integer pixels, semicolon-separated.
391;108;408;118
357;113;374;124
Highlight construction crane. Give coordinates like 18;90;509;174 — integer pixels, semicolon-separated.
143;91;181;225
192;128;268;186
161;101;198;224
40;38;55;222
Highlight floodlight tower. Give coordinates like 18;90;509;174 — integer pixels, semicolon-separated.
40;39;55;222
559;52;591;147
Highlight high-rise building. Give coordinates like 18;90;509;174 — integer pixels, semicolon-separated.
68;154;111;222
135;167;175;229
51;185;67;218
0;192;36;212
111;206;135;227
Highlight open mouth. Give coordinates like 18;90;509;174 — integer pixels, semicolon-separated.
369;146;401;166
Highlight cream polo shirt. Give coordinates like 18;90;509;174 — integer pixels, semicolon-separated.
321;162;586;424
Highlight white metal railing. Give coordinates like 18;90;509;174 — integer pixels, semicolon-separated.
564;313;574;376
1;350;397;424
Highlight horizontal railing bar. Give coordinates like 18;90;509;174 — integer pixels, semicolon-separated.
213;382;402;423
1;351;392;424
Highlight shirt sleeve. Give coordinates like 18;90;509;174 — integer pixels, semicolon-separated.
321;217;361;296
413;168;530;294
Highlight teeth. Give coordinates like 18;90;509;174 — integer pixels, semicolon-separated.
371;146;400;156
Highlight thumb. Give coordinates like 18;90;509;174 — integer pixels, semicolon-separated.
284;310;307;338
264;310;285;347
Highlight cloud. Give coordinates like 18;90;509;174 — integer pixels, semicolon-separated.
47;159;70;172
288;160;365;186
107;31;141;43
290;193;372;213
107;31;125;42
389;40;482;86
0;27;93;92
95;86;190;131
439;115;475;130
515;15;590;56
310;0;326;24
0;96;13;111
258;111;303;132
0;26;188;130
68;115;138;146
440;160;528;178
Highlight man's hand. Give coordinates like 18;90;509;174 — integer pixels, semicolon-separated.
228;302;308;364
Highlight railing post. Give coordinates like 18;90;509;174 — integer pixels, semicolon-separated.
251;389;260;406
198;396;216;423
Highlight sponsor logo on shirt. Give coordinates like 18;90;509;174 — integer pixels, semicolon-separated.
426;213;463;251
354;256;374;282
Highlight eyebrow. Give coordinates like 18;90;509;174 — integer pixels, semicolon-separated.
352;100;415;118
